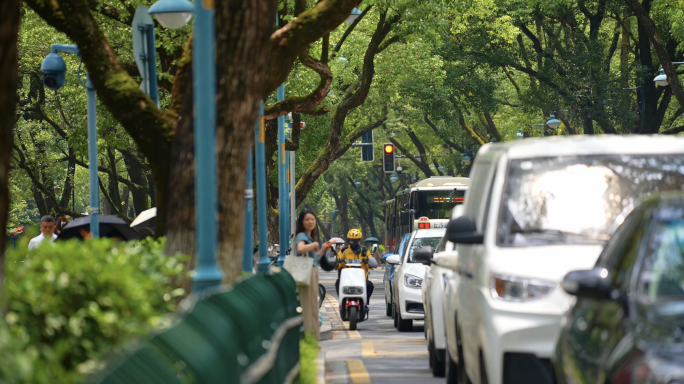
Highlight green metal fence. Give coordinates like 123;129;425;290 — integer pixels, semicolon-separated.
89;271;302;384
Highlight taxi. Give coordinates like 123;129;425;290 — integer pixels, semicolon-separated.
386;217;447;332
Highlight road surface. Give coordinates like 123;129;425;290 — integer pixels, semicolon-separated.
319;268;442;384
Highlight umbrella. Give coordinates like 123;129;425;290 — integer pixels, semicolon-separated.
130;207;156;228
364;237;380;244
57;215;143;241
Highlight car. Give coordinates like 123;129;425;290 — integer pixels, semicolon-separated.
387;218;447;332
554;193;684;384
447;135;684;384
421;205;465;377
384;233;411;317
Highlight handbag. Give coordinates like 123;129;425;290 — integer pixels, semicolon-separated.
283;249;313;287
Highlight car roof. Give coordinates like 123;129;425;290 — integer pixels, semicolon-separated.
476;135;684;162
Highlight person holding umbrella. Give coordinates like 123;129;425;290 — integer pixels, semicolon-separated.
365;237;383;268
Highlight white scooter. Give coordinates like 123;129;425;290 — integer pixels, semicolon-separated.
338;259;368;330
338;257;377;330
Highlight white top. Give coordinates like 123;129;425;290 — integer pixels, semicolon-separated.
28;233;57;250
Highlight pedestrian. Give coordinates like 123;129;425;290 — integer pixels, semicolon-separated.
294;209;331;340
28;215;58;250
55;216;69;235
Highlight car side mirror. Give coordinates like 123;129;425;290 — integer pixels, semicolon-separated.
386;255;401;265
434;251;458;269
562;267;619;301
413;246;434;266
446;215;484;244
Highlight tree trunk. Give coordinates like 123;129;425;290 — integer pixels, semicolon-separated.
165;60;196;292
121;150;150;216
0;0;21;288
215;0;276;285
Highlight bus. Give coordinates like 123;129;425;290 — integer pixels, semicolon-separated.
384;176;469;252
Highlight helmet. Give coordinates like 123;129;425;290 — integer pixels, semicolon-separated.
319;253;338;271
347;229;362;240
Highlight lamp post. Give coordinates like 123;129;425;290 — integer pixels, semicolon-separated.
546;114;561;129
653;63;684;87
41;44;100;237
516;128;524;139
149;0;224;293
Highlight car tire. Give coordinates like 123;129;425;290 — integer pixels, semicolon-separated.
429;340;446;377
393;304;399;329
479;351;489;384
385;298;392;317
445;346;459;384
397;310;413;332
457;322;472;384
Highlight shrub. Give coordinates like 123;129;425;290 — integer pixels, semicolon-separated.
296;333;320;384
0;237;188;384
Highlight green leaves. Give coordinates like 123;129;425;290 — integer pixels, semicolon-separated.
0;237;188;384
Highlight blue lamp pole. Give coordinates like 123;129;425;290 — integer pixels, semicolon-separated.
255;102;270;274
243;150;254;273
149;0;223;293
41;44;100;237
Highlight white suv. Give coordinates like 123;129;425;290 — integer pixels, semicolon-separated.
447;135;684;384
386;222;446;332
421;205;464;377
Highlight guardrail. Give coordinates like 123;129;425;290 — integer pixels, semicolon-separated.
89;271;302;384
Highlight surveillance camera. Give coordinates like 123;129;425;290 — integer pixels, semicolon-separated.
396;165;403;174
40;53;67;91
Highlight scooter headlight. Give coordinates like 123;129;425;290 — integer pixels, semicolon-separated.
343;286;364;295
490;273;556;302
404;274;423;288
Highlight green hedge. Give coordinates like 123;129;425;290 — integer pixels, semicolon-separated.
0;237;188;384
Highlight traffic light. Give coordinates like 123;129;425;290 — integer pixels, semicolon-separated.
361;131;374;162
382;143;395;173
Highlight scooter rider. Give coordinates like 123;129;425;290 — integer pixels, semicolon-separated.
335;229;374;306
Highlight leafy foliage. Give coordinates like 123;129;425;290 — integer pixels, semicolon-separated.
0;237;188;384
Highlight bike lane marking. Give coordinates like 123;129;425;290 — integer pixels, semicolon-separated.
347;359;371;383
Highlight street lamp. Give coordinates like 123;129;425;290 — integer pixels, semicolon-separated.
438;165;445;172
345;7;362;23
150;0;224;292
41;45;100;238
148;0;194;29
653;63;684;87
516;128;524;139
461;153;471;166
546;114;561;129
390;173;399;182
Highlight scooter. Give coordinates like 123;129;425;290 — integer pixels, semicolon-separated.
338;259;369;330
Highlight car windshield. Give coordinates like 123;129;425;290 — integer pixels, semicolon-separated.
408;237;442;263
498;155;684;246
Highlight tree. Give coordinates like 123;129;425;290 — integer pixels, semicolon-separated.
1;0;21;287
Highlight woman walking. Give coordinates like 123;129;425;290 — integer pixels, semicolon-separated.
295;209;330;339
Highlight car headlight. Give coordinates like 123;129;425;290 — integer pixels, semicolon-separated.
405;274;423;288
490;273;556;301
343;286;364;295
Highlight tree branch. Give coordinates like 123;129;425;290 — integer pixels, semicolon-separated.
264;0;363;96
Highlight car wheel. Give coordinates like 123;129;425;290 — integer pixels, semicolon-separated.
457;323;471;384
445;346;458;384
479;351;489;384
385;298;392;317
393;304;399;329
397;310;413;332
429;340;445;377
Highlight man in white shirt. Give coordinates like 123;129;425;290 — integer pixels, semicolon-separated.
28;215;58;250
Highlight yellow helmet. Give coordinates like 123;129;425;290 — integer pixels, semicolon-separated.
347;229;362;240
